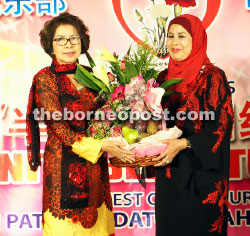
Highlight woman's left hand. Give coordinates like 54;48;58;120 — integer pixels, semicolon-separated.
152;138;187;167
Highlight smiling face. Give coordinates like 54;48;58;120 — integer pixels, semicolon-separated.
52;24;81;64
166;24;192;61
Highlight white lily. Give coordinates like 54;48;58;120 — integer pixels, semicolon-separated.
149;4;172;20
96;45;119;63
92;65;110;91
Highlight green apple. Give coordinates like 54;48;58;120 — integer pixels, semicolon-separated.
122;126;139;144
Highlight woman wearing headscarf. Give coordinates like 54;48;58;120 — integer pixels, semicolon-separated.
26;13;134;236
152;14;234;236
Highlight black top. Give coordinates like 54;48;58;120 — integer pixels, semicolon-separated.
155;65;234;236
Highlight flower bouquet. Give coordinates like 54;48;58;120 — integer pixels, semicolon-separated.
74;41;183;167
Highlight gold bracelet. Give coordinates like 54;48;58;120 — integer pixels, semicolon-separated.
182;138;192;149
186;138;192;149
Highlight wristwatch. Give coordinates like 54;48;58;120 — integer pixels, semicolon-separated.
186;138;192;149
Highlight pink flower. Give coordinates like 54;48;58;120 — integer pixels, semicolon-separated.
110;85;125;101
153;82;159;88
107;72;115;82
165;0;196;7
120;60;126;71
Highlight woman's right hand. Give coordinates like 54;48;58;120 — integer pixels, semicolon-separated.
101;140;135;163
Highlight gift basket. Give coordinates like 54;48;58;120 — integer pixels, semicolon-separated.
74;41;183;168
108;126;182;168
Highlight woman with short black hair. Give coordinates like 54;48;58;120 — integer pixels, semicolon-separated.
26;12;133;236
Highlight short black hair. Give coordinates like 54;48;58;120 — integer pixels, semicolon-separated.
39;12;90;57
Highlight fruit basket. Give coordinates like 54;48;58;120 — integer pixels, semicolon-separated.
109;150;165;168
108;126;182;168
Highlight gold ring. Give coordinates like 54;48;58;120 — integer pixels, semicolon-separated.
165;159;170;164
121;154;125;159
